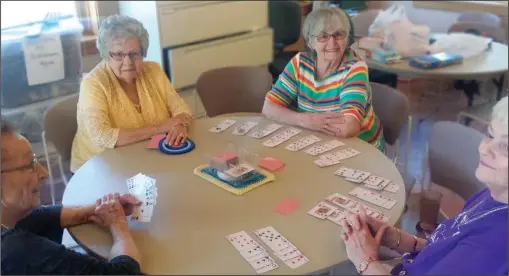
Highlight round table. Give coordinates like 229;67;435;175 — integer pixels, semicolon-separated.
63;115;406;275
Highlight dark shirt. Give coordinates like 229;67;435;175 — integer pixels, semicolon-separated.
1;205;141;275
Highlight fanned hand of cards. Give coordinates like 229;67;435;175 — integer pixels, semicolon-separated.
127;173;158;222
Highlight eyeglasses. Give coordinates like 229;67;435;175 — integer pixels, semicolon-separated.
109;51;143;62
1;154;39;174
314;31;347;43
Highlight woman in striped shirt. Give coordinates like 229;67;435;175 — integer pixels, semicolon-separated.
262;6;384;151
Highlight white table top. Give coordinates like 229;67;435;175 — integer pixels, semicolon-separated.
354;38;508;79
63;115;405;275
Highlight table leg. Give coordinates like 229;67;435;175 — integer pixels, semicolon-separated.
492;74;505;101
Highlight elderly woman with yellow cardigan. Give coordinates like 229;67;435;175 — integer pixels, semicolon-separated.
71;15;193;173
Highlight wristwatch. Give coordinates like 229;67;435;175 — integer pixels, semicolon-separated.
357;257;377;274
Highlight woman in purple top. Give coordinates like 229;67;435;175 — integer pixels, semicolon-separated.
340;96;508;275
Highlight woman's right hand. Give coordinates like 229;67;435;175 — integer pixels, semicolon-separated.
90;194;129;230
360;205;399;248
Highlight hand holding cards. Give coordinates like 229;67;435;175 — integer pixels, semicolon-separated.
126;173;158;222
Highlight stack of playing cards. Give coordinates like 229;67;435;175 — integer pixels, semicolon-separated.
349;187;398;210
226;230;279;274
304;140;344;156
126;173;158;222
232;122;259;136
249;124;283;139
285;135;321;151
262;127;302;148
334;167;388;189
254;226;310;269
324;193;390;222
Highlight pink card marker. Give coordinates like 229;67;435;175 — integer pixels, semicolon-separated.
274;198;301;215
147;134;166;149
259;157;285;172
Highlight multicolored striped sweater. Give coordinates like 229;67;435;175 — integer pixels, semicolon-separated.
265;50;385;151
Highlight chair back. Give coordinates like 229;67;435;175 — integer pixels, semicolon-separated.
43;94;79;162
369;82;409;146
428;121;487;200
457;11;501;27
448;21;506;44
269;1;302;50
196;66;273;117
351;9;381;38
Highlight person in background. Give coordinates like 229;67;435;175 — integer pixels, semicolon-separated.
71;15;193;173
340;96;508;275
262;5;384;151
1;118;142;274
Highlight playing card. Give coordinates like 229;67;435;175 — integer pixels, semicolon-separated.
325;193;357;209
383;182;400;193
286;135;321;151
249;256;276;270
363;175;384;186
240;246;267;261
245;252;270;263
326;210;346;225
224;163;255;178
276;249;302;262
284;255;309;269
274;244;298;257
259;157;285;172
226;231;259;251
345;170;372;183
262;127;302;147
128;173;158;222
334;167;357;178
382;198;397;209
307;202;337;219
304;140;345;156
232;121;258;136
255;261;278;274
378;213;391;222
313;158;341;168
254;227;293;252
249;124;283;139
322;147;361;161
146;134;166;149
209;119;236;133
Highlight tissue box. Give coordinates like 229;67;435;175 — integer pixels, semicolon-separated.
365;47;402;64
409;52;463;69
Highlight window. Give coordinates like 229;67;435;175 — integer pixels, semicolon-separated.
1;1;78;29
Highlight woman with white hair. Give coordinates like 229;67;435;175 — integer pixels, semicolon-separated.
71;15;193;173
1;118;142;274
340;97;508;275
262;5;384;151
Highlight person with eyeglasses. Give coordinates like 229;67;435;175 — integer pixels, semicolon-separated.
262;5;384;151
1;119;144;274
70;15;193;173
339;97;508;275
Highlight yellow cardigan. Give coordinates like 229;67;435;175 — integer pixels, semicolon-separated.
70;60;192;172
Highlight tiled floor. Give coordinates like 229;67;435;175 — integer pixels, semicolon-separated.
44;79;503;254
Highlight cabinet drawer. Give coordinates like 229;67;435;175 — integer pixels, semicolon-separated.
165;28;273;90
157;1;268;47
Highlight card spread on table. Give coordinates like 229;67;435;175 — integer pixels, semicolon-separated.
349;187;398;209
285;135;321;151
232;121;259;136
365;177;391;191
254;226;310;269
320;147;361;162
262;127;302;147
209;119;236;133
146;134;166;149
127;173;158;222
249;123;283;139
304;140;344;156
314;158;341;168
274;198;301;215
327;209;347;225
307;201;337;219
226;230;279;274
324;192;390;221
259;157;285;172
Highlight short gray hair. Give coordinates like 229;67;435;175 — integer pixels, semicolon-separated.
492;96;508;127
96;15;149;59
302;5;351;57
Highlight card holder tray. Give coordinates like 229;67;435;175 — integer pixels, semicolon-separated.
194;165;275;195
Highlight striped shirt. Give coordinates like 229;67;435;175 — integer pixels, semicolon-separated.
265;50;384;151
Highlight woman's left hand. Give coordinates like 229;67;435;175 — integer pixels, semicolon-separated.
325;114;361;138
165;123;188;146
341;209;390;267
